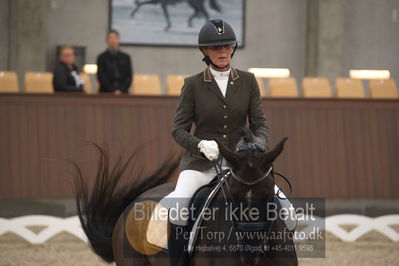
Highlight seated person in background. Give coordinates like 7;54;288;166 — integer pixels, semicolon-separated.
97;29;133;94
53;46;84;92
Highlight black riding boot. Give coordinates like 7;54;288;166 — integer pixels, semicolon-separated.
168;220;189;266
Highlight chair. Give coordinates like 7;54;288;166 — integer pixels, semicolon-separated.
24;72;53;93
131;74;162;95
166;75;188;96
0;71;19;93
335;78;365;98
369;79;398;99
269;78;298;97
80;73;93;94
255;77;265;97
302;77;332;98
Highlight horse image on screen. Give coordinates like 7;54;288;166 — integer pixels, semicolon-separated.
110;0;245;46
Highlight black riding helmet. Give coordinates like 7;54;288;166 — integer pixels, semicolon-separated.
198;19;238;69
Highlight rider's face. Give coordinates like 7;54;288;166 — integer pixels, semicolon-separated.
203;44;233;71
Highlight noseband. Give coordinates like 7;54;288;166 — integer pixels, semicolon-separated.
230;142;272;185
230;166;272;186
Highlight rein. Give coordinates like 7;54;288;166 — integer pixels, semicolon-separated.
273;171;293;198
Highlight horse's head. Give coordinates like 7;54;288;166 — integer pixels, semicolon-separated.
216;128;288;264
216;128;287;199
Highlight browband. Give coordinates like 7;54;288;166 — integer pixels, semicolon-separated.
236;142;267;153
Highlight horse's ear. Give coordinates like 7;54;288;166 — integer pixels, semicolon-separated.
215;139;238;166
264;137;288;164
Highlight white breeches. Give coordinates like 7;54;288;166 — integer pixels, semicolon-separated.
158;160;296;230
157;159;229;225
166;168;222;200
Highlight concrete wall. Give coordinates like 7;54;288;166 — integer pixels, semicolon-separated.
342;0;399;82
243;0;307;79
317;0;345;81
45;0;307;87
2;0;399;88
9;0;48;71
0;0;10;70
4;0;48;88
305;0;399;85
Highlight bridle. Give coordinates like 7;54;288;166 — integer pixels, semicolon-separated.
212;141;293;232
187;141;295;261
229;141;273;186
211;142;273;233
187;141;293;260
235;142;267;153
230;166;272;186
229;141;293;194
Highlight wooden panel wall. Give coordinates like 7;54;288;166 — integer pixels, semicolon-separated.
0;94;398;199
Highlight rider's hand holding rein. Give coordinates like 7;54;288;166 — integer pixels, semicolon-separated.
198;140;219;161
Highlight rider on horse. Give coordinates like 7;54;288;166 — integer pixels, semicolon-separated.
150;19;296;265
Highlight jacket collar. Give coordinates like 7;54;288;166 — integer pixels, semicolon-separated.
203;66;240;104
203;66;239;82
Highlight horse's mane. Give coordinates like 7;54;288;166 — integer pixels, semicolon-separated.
237;127;267;149
240;128;253;143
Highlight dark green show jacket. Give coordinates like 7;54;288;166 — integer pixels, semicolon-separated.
172;66;269;172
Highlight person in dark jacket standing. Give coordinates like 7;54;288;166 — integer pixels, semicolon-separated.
97;29;133;94
53;46;84;92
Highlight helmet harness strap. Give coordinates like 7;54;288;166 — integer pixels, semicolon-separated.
200;43;238;70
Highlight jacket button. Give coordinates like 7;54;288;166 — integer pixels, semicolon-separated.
223;105;227;109
224;115;227;119
224;125;227;129
223;134;227;139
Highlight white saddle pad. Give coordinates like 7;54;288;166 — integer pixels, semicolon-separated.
146;203;169;250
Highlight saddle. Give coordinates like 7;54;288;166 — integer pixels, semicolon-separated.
187;169;229;225
169;169;231;266
145;169;230;252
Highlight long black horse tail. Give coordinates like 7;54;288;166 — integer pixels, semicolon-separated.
209;0;221;12
73;144;179;263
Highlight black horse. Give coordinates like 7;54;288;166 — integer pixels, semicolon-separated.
130;0;221;31
74;129;298;265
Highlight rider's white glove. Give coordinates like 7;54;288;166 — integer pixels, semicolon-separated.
198;140;219;161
